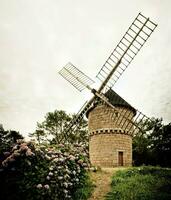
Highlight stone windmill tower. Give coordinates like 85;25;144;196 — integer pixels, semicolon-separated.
87;89;136;167
59;13;157;167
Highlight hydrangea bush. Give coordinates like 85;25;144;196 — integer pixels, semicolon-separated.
0;140;91;200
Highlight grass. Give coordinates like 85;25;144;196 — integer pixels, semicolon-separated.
73;172;94;200
106;166;171;200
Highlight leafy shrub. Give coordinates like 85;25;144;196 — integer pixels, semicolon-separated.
0;125;23;153
0;140;92;200
106;166;171;200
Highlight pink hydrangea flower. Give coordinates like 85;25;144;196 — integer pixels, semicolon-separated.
26;149;34;156
3;152;10;157
48;172;53;176
44;184;50;189
37;184;43;189
63;189;68;194
58;176;63;180
12;145;18;151
69;155;75;161
2;161;8;167
20;145;29;151
78;159;83;164
72;170;76;175
75;178;79;182
16;139;24;144
26;160;31;166
82;163;87;167
63;182;68;188
45;155;51;160
13;151;20;157
49;166;54;171
58;144;64;148
8;156;15;163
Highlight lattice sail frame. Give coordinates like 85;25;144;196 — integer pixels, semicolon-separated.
59;62;95;92
96;13;157;91
58;13;157;140
62;100;92;139
63;91;151;138
98;96;151;136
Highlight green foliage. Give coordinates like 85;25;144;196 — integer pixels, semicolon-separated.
30;110;88;145
0;140;91;200
0;124;23;153
72;172;94;200
133;118;171;167
106;166;171;200
67;113;88;145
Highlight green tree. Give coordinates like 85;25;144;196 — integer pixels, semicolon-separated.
29;128;46;144
133;130;150;166
132;118;158;166
68;114;88;144
0;124;23;152
30;110;88;145
133;118;171;167
149;120;171;167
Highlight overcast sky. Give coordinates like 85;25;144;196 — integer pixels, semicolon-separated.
0;0;171;136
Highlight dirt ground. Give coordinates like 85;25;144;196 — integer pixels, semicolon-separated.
88;168;126;200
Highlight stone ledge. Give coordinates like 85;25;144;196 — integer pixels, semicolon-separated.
89;128;132;136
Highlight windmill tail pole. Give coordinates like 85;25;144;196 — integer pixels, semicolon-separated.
97;58;121;93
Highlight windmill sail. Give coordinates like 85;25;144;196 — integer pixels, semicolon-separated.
96;13;157;91
62;98;95;139
101;90;151;135
59;62;95;92
64;88;151;139
58;13;157;141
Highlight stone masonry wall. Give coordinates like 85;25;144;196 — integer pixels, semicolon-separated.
88;105;134;167
89;133;132;167
88;105;135;134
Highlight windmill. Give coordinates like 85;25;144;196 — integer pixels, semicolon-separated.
59;13;157;167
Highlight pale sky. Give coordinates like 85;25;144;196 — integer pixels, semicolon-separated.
0;0;171;136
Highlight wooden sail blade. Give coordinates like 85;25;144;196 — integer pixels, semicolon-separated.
96;13;157;91
62;97;96;139
97;90;152;136
59;62;95;92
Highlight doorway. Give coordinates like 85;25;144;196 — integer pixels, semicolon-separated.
118;151;123;166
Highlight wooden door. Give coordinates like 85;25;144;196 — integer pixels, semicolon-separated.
118;152;123;166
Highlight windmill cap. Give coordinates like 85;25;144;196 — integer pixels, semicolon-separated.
86;89;136;118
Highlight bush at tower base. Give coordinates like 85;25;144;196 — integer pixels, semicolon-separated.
0;140;92;200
